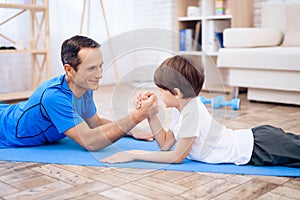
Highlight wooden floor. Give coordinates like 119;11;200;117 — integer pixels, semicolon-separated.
1;84;300;200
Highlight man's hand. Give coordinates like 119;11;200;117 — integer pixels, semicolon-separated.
101;151;134;163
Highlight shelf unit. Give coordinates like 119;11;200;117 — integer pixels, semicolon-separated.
0;0;50;102
177;0;253;94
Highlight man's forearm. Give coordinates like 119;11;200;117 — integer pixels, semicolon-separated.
85;96;155;151
97;116;112;125
87;109;146;151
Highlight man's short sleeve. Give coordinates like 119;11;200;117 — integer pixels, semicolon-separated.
42;89;83;134
80;90;97;120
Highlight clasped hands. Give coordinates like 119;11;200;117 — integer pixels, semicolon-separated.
101;91;159;164
134;91;159;118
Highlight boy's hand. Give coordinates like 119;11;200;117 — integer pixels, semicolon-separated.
135;91;155;109
101;150;146;163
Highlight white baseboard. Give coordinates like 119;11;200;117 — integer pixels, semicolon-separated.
248;88;300;105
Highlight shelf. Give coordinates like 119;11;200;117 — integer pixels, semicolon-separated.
205;51;219;56
179;51;220;56
1;0;50;101
179;51;203;56
204;15;232;20
0;3;46;10
177;0;253;95
0;90;32;102
178;15;232;22
0;49;47;54
178;16;203;21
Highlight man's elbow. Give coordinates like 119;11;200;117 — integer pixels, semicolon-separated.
160;146;171;151
85;145;99;152
83;142;109;152
159;143;173;151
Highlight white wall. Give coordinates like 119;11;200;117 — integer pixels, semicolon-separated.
0;0;179;93
0;0;137;93
49;0;136;85
129;0;177;85
0;0;31;93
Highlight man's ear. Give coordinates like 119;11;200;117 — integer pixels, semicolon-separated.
64;64;73;77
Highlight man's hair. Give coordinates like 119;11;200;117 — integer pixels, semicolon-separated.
154;55;205;98
61;35;100;71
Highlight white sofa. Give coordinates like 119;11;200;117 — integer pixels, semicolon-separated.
217;1;300;105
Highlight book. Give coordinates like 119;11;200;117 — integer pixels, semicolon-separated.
179;29;193;51
192;21;202;51
215;0;225;15
206;21;217;52
207;20;230;51
180;29;185;51
215;32;224;48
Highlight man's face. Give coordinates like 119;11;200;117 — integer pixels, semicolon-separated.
73;48;104;91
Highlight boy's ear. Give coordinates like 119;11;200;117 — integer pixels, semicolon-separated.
173;88;182;98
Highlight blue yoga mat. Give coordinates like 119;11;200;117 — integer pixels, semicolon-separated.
0;137;299;177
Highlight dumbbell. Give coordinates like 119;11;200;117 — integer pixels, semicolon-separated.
200;96;240;110
200;96;224;108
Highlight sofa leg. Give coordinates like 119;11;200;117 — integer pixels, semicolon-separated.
233;86;239;98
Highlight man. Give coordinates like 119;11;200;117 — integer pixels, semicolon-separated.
0;35;156;150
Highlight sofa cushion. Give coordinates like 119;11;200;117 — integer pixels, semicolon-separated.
283;3;300;46
223;28;283;48
261;1;286;33
217;47;300;71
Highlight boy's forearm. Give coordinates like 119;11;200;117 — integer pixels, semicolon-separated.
133;150;184;164
147;115;169;149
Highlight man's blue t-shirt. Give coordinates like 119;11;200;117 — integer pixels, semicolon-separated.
0;75;97;147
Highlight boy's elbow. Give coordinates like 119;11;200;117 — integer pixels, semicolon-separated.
171;151;187;164
172;157;185;164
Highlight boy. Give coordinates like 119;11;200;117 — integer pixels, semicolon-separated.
102;55;300;167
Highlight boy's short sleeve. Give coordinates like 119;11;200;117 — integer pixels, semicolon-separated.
178;110;201;138
171;98;202;139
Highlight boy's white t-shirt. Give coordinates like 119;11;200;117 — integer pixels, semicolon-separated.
169;97;254;165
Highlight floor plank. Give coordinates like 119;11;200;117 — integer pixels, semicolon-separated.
0;84;300;199
213;179;278;200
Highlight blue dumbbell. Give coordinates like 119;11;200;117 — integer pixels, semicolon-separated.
212;96;240;110
200;96;222;106
200;96;211;105
200;96;240;110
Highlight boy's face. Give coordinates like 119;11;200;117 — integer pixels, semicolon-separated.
158;88;178;108
73;47;104;91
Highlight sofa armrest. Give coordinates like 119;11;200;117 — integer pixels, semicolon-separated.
223;28;283;48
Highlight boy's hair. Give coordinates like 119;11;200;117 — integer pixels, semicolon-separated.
154;55;205;98
61;35;100;71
